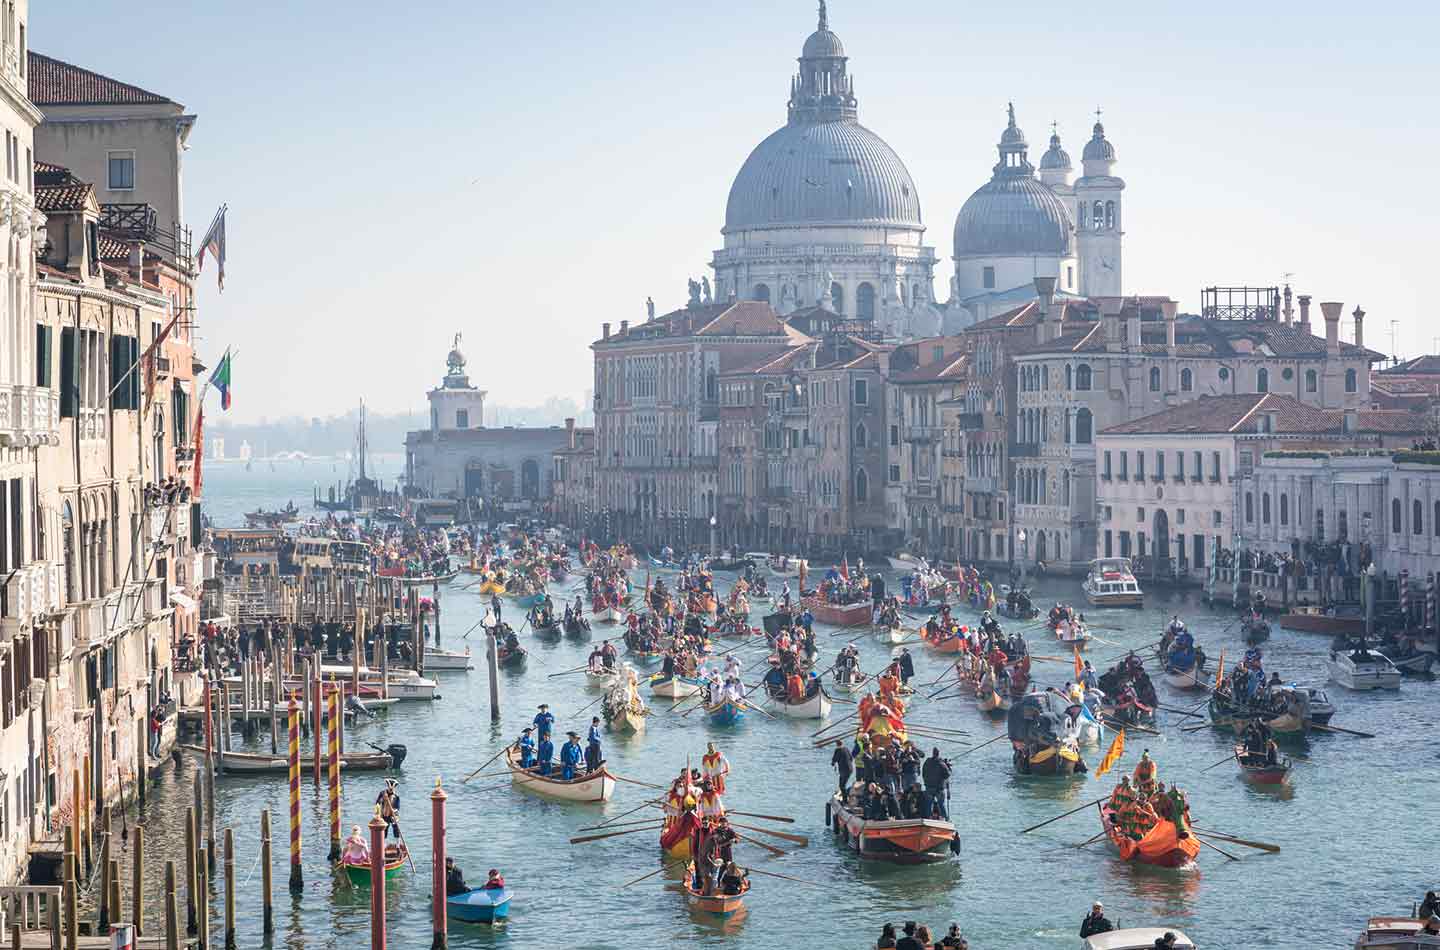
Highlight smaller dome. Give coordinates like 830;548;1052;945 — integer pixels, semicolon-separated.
446;333;466;374
1082;121;1116;162
802;28;845;58
999;105;1027;150
1040;132;1071;171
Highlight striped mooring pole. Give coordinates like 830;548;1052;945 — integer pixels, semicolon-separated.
1400;568;1410;624
328;687;342;861
288;695;303;893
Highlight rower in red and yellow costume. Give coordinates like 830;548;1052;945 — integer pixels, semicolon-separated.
1132;749;1158;798
701;742;729;795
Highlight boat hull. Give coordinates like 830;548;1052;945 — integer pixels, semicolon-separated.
1280;612;1364;635
706;701;746;726
1325;656;1401;690
684;879;749;916
1100;807;1199;868
809;601;871;627
1164;666;1208;691
425;648;472;671
649;675;702;698
505;748;614;802
873;625;905;644
446;888;510;923
1235;745;1291;785
184;745;396;773
610;704;646;734
585;669;619;689
829;796;956;863
774;690;831;719
342;847;406;886
594;607;621;624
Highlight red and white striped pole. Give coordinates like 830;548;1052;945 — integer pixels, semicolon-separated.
369;810;387;950
431;780;447;949
287;695;303;893
313;658;324;787
1400;568;1410;625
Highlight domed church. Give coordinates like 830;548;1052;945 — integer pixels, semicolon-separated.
711;2;945;339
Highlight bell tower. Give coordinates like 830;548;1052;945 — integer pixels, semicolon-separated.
428;333;487;432
1074;110;1124;297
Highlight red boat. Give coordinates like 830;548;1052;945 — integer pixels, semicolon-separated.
1099;804;1200;869
1234;744;1291;785
808;600;872;628
1278;606;1364;636
828;793;957;863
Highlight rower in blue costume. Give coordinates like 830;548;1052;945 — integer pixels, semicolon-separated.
536;734;555;775
585;716;604;772
516;727;536;768
559;731;583;780
533;703;555;742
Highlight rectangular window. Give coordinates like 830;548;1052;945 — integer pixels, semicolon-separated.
109;335;140;410
888;465;900;483
1211;451;1221;482
1192;450;1202;482
854;379;868;405
1213;510;1222;527
1118;452;1128;481
0;479;7;573
1177;508;1186;525
107;150;136;190
34;324;51;387
1119;531;1131;557
1175;451;1184;481
1155;452;1164;481
8;480;20;572
1136;451;1145;480
1102;451;1112;479
59;327;76;418
455;409;469;429
1193;534;1205;568
982;266;995;289
1137;507;1146;523
1104;530;1113;557
889;424;899;446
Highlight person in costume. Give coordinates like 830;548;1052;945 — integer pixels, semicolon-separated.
536;731;555;776
585;716;604;772
375;779;401;839
559;731;584;780
533;703;555;742
701;741;730;794
516;726;536;768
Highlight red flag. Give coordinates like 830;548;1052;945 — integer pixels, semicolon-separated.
192;408;205;495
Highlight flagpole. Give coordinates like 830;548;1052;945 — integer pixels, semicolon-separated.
105;309;186;404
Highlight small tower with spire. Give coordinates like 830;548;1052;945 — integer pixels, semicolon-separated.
788;0;857;125
428;333;487;432
1074;108;1125;297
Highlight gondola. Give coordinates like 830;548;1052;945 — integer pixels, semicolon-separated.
531;619;562;639
497;644;528;669
503;748;615;802
975;685;1010;715
1234;744;1291;785
342;842;407;886
400;571;458;586
447;887;511;923
563;616;592;638
1241;616;1271;644
607;701;646;734
183;744;403;773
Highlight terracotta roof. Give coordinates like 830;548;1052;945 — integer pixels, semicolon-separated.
1099;394;1427;437
889;352;969;384
693;301;794;338
600;302;800;344
1372;376;1440;397
28;52;175;107
723;343;818;377
35;180;93;213
813;336;893;371
1381;355;1440;376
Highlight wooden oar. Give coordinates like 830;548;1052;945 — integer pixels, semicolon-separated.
809;710;859;738
729;822;808;845
462;743;514;783
734;832;786;857
569;824;663;845
547;665;591;678
1019;796;1108;834
743;866;831;887
1179;721;1212;734
594;798;665;828
956;733;1009;759
611;773;667;791
1156;703;1206;720
1195;835;1240;861
739;700;776;721
1200;752;1239;773
726;810;795;825
1192;828;1281;853
620;857;689;889
1100;715;1159;736
577;816;665;833
1309;722;1376;739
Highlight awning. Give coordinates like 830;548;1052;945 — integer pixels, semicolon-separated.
169;591;198;613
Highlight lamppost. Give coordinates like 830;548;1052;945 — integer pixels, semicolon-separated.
1017;528;1028;589
709;515;717;558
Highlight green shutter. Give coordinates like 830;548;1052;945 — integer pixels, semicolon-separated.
59;328;75;418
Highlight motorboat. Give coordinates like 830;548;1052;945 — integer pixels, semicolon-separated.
1084;929;1195;950
447;887;511;923
1353;917;1440;949
1326;648;1401;690
424;646;472;671
1082;557;1144;608
1280;604;1365;636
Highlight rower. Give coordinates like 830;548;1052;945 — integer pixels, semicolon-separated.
559;731;583;780
536;732;555;776
533;704;555;742
375;779;401;839
516;727;537;768
444;857;470;896
585;717;604;773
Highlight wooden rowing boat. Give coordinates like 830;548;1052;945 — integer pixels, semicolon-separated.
497;645;527;668
827;793;957;863
503;747;615;802
809;601;872;627
446;887;510;923
830;672;869;694
1099;804;1200;868
975;685;1010;715
706;700;746;726
649;674;702;698
923;635;966;655
593;606;622;624
183;745;399;773
683;872;750;916
532;620;562;639
773;688;832;719
873;624;905;644
342;842;407;886
609;702;646;734
1234;744;1291;785
585;668;620;689
400;571;458;586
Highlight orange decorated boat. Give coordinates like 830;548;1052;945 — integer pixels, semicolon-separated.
827;792;957;863
1099;802;1200;868
682;868;750;916
923;633;966;654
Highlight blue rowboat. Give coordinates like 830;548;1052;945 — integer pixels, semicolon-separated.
447;887;511;923
514;593;545;609
706;700;745;727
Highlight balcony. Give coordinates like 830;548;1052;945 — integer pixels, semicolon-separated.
904;424;942;443
0;385;60;447
956;412;985;431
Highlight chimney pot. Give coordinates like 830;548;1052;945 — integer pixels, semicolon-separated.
1352;306;1365;349
619;319;629;335
602;322;611;340
1297;295;1312;334
1320;301;1342;355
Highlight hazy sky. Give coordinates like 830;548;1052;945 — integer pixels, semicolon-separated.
34;1;1439;422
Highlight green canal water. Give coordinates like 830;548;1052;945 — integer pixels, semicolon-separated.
86;460;1435;948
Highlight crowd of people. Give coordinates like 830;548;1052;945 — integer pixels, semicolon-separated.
874;920;968;949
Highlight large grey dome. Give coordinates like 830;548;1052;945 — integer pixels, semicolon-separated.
954;172;1074;258
725;119;923;233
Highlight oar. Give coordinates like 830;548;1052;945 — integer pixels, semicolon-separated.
1200;752;1239;773
576;816;665;833
1191;828;1281;853
739;700;776;721
1195;835;1240;861
394;823;419;873
1100;715;1159;737
734;832;786;857
728;822;809;845
725;810;795;825
547;665;592;678
595;798;666;828
620;857;689;889
462;744;514;783
569;824;664;845
1309;722;1375;739
743;866;831;887
1179;721;1212;734
1156;704;1206;720
810;710;859;738
611;773;667;791
956;733;1009;759
568;692;607;719
1019;796;1108;834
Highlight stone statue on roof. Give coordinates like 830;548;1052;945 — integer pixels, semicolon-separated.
688;278;702;308
646;296;655;321
702;276;713;304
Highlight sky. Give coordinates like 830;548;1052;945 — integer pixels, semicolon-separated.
33;0;1440;423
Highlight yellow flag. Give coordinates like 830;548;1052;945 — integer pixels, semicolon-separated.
1213;648;1226;689
1073;647;1084;680
1094;728;1126;779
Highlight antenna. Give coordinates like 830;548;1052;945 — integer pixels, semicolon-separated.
1389;320;1400;361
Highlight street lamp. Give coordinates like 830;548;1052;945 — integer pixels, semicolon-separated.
709;515;718;559
1017;529;1028;588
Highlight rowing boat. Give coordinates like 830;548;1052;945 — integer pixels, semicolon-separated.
649;674;702;698
1099;804;1199;868
923;635;966;655
683;872;750;916
773;688;831;719
401;571;458;586
585;667;620;689
706;700;746;726
1234;744;1291;785
497;645;527;669
873;624;905;644
425;647;472;671
183;745;400;773
827;793;958;863
830;673;870;695
808;601;871;627
503;748;615;802
446;887;510;923
594;606;622;624
532;620;562;639
975;685;1010;715
342;842;407;886
609;702;646;734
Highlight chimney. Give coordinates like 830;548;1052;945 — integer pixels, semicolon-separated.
1126;302;1142;350
1033;276;1058;343
1282;285;1294;324
1320;301;1343;356
566;417;576;449
602;322;611;340
1162;299;1178;356
1297;295;1312;335
1352;306;1365;349
1101;297;1124;352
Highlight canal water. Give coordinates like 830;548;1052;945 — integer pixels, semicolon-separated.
87;460;1435;948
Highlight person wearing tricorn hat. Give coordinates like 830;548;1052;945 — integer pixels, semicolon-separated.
515;726;536;768
559;730;584;780
536;728;555;776
375;778;401;838
534;703;555;742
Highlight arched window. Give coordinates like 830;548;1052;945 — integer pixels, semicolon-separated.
1262;493;1271;524
1414;499;1424;535
1076;364;1092;391
1062;470;1071;506
753;283;770;303
1065;364;1074;390
1078;203;1088;229
1149;367;1161;391
1392;498;1403;534
1064;409;1073;444
1305;369;1318;393
1345;368;1357;393
1092;200;1104;227
830;282;845;313
1257;368;1269;393
1076;408;1093;444
1180;368;1193;392
854;423;867;447
1245;492;1254;523
856;282;876;320
1105;200;1116;228
1279;493;1289;526
855;468;869;502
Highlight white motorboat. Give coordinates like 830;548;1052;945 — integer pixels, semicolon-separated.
424;647;472;671
1082;557;1144;608
1085;929;1195;950
1326;648;1401;691
1353;917;1440;949
772;689;832;719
